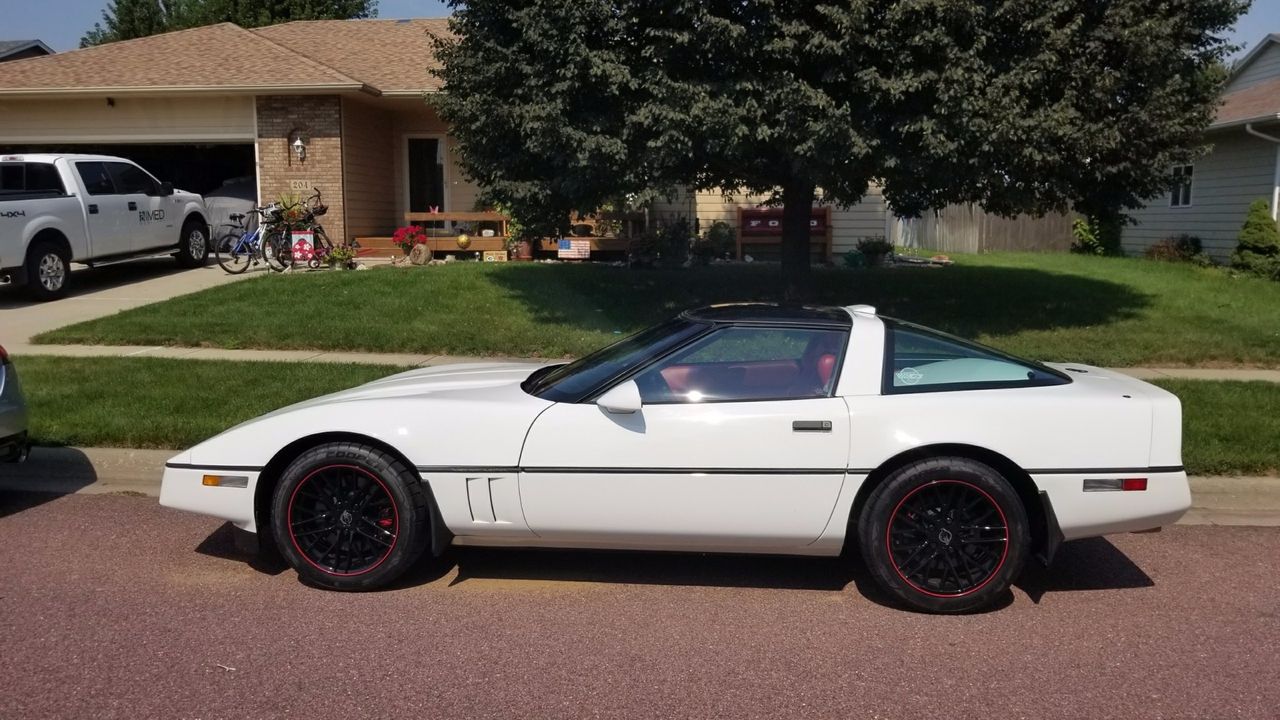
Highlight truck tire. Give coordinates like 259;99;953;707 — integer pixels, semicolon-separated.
175;218;209;268
24;239;72;301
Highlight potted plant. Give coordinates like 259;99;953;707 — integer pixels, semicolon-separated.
326;244;357;270
392;225;429;257
856;237;894;266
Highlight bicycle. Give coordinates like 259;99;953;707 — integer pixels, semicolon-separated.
262;188;335;271
214;204;289;274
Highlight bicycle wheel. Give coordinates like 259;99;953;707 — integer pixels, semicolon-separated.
262;228;293;272
214;230;253;274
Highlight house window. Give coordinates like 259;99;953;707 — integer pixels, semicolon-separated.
407;138;445;212
1170;164;1193;208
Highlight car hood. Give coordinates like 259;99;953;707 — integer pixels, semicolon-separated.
284;361;552;410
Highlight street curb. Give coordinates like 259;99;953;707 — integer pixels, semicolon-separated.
2;447;1278;527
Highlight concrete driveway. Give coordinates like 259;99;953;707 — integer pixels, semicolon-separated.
0;258;251;347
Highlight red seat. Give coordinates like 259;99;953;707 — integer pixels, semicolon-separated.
817;353;837;387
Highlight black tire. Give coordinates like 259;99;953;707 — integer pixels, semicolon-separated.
271;442;432;591
23;238;72;301
176;218;209;268
213;230;253;274
859;457;1029;614
262;229;292;272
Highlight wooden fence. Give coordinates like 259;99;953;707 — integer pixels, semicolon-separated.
889;204;1076;253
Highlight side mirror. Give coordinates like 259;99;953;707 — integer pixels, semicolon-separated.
159;181;174;196
596;380;642;414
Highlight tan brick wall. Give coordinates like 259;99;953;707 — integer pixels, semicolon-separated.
256;95;346;243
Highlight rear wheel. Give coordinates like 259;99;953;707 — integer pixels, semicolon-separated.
859;457;1029;613
271;442;432;591
24;239;71;301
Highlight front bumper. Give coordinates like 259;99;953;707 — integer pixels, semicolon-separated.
1034;470;1191;541
159;464;262;532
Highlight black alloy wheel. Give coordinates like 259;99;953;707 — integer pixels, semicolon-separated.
860;457;1029;614
271;442;433;590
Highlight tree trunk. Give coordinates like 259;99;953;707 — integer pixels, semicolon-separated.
780;178;817;301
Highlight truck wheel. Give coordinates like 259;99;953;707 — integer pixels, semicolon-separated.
175;219;209;268
24;240;71;301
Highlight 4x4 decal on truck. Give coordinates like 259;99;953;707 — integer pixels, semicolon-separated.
139;209;165;223
0;210;26;218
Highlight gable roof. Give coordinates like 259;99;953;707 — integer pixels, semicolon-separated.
255;19;451;95
0;20;451;97
1213;75;1280;129
0;39;54;60
1228;33;1280;82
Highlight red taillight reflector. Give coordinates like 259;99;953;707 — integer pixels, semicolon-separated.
1121;478;1148;491
0;344;8;364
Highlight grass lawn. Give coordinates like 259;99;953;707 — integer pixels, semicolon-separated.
16;356;405;449
11;358;1278;476
1155;380;1280;477
35;253;1280;367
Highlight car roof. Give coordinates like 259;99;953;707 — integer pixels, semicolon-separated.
680;303;856;328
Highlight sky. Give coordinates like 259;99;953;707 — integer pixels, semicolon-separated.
2;0;1278;56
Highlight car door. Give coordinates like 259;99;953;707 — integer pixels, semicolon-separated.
73;161;130;257
105;162;169;252
518;324;851;550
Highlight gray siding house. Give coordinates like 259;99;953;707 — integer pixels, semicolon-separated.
1124;34;1280;260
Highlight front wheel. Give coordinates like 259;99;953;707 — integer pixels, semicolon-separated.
859;457;1029;614
213;231;253;274
270;442;433;591
175;220;209;268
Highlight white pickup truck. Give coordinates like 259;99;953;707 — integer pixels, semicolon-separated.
0;154;210;300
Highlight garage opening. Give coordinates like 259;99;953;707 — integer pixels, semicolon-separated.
0;143;255;198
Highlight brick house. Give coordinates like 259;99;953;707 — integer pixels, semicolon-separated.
0;19;477;250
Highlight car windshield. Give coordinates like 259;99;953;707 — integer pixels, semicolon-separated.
523;319;706;402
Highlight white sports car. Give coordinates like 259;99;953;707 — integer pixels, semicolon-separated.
161;304;1190;613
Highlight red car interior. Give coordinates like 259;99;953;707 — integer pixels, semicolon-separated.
656;336;840;401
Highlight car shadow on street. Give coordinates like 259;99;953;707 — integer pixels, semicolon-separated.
0;256;208;310
1015;537;1154;603
0;447;97;518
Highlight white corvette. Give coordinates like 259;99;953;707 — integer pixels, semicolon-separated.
161;304;1190;613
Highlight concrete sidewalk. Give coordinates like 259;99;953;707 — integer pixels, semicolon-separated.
2;446;1276;527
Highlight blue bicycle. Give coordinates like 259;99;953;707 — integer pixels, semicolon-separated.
214;205;285;274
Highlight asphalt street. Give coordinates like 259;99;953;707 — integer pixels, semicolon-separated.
1;491;1276;719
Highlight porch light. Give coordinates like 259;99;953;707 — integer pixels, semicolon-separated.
291;136;307;162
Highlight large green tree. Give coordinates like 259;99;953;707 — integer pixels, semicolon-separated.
80;0;378;47
433;0;1245;296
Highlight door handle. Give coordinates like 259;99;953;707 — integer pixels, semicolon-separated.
128;201;137;211
88;204;98;214
793;420;832;432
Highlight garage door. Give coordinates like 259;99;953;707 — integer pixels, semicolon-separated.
0;96;255;143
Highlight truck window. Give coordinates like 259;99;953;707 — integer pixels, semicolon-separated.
75;162;116;196
106;162;159;195
0;162;65;197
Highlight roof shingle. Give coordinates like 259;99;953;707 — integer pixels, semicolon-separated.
254;19;451;94
0;23;369;95
1214;76;1280;128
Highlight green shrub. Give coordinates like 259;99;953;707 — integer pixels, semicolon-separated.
1232;199;1280;279
1071;215;1123;255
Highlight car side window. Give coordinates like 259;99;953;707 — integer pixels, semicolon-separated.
631;326;846;403
75;162;116;196
0;163;64;196
884;322;1068;393
106;162;159;195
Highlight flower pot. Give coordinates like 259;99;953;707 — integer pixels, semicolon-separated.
512;240;534;260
